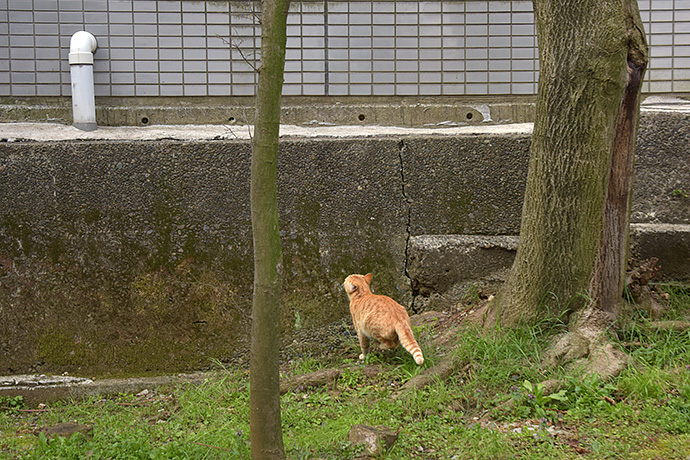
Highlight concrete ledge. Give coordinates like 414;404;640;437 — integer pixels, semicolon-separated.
0;121;533;142
0;373;208;407
408;234;518;312
0;97;536;127
0;95;685;128
408;223;690;311
631;224;690;281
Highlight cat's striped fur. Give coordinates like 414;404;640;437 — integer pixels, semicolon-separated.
343;273;424;365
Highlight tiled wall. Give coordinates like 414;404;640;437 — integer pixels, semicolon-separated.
295;0;538;96
641;0;690;93
0;0;688;98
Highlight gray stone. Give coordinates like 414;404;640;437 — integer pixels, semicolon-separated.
39;422;93;441
348;424;398;457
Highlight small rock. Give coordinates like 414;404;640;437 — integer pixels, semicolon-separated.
38;422;93;441
348;424;398;456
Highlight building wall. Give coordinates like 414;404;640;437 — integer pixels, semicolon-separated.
1;0;689;99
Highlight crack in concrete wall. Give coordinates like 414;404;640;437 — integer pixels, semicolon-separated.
397;139;419;314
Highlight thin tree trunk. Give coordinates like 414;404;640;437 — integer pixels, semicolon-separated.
249;0;290;458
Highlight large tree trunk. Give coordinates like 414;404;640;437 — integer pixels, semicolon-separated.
485;0;647;376
249;0;290;458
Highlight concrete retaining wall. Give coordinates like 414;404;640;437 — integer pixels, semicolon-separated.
0;106;688;376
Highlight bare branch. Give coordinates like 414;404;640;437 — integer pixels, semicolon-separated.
215;33;258;72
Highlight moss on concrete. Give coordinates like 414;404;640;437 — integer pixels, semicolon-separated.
0;210;249;377
36;326;233;378
632;434;690;459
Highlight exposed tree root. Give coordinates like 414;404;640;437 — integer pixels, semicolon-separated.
648;321;690;332
280;368;341;395
542;258;668;381
583;342;630;380
391;308;492;398
542;331;630;380
393;354;468;399
279;365;384;395
542;306;629;381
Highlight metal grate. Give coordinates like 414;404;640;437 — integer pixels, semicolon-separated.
0;0;688;98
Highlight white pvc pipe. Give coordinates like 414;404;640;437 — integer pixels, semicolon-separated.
69;31;98;131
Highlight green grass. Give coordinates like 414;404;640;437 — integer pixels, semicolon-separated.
2;283;690;459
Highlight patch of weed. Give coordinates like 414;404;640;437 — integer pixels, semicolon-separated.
512;380;569;421
0;395;25;414
3;285;690;458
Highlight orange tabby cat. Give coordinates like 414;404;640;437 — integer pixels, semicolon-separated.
343;273;424;365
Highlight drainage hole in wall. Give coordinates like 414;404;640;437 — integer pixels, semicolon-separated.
141;117;149;125
466;112;473;120
358;114;366;121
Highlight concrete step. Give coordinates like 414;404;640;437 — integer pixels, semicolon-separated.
0;373;208;407
407;223;690;312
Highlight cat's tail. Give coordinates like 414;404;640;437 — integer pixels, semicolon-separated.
396;322;424;365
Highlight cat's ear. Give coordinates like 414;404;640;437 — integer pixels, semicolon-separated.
364;273;373;284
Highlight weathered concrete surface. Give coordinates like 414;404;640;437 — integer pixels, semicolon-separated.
403;136;530;236
631;224;690;281
0;136;407;376
0;96;536;127
0;103;687;376
408;235;518;312
632;109;690;225
0;140;256;376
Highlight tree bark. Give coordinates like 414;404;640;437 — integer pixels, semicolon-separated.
485;0;647;352
588;3;648;318
249;0;290;458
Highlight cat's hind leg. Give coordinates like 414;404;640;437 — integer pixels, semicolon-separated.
357;332;371;361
